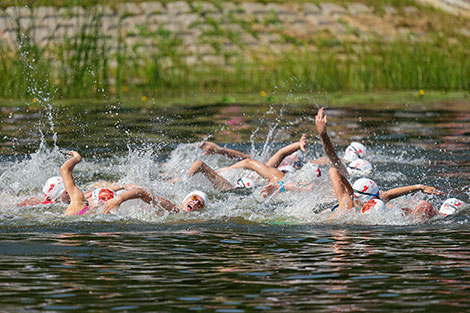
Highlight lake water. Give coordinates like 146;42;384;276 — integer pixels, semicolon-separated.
0;98;469;312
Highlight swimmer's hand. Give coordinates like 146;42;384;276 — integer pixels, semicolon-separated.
199;141;221;155
261;182;280;198
67;151;82;161
299;133;307;152
102;197;122;214
419;185;444;196
315;107;327;135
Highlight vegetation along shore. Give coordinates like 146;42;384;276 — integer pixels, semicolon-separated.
0;0;469;100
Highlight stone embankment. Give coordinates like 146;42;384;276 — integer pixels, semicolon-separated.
0;1;469;66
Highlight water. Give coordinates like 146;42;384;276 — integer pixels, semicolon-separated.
1;99;470;312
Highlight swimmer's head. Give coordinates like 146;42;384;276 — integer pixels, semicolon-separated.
182;190;208;212
352;178;379;203
43;176;66;202
278;164;296;174
347;159;374;177
91;188;116;203
236;177;257;188
344;142;367;162
279;150;304;170
411;200;439;220
439;198;463;216
361;198;385;214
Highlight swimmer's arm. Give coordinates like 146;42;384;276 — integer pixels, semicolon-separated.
315;108;349;177
16;196;43;207
380;184;442;202
266;134;307;168
102;188;175;214
261;181;313;197
61;151;86;215
151;195;177;213
199;141;250;160
108;184;141;192
310;156;329;165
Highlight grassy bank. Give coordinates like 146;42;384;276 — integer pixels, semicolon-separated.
1;0;469;100
2;91;469;111
2;37;468;100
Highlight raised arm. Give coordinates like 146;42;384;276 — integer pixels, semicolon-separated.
60;151;86;215
199;141;251;160
266;134;307;168
315;107;349;177
380;184;442;202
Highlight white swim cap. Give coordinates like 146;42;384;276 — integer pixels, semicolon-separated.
236;177;257;188
352;178;379;203
42;176;66;201
361;198;385;214
183;190;208;209
439;198;463;215
91;188;116;202
278;165;296;174
347;159;374;176
344;142;367;162
279;150;304;170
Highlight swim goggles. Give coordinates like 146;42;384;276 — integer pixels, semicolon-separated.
191;195;205;209
293;160;303;169
237;178;246;188
353;189;380;199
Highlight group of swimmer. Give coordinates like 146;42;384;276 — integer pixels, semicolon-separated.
18;107;466;221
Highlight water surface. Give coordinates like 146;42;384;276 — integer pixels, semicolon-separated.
0;99;469;311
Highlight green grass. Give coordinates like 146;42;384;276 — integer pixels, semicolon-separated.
1;0;469;100
1;36;469;99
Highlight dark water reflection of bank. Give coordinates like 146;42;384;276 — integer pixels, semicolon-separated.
1;100;469;155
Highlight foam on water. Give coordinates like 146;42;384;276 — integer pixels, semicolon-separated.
1;138;468;227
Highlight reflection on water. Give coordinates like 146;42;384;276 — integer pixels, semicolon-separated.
0;100;470;311
0;225;469;312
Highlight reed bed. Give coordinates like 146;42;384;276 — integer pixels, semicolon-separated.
0;2;468;100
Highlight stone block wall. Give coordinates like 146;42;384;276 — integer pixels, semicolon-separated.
0;1;469;67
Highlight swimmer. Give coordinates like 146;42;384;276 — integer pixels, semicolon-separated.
311;141;368;165
16;175;141;208
16;176;69;207
199;141;252;160
315;107;441;218
438;198;467;216
402;198;469;221
186;160;256;191
102;188;209;215
60;151;157;215
202;134;306;170
215;134;307;184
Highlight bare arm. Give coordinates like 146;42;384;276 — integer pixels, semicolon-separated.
60;151;86;215
315;107;349;177
380;184;442;202
103;188;177;214
261;181;314;197
187;160;234;191
310;156;330;165
219;158;285;183
266;134;307;168
199;141;250;160
108;184;140;192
